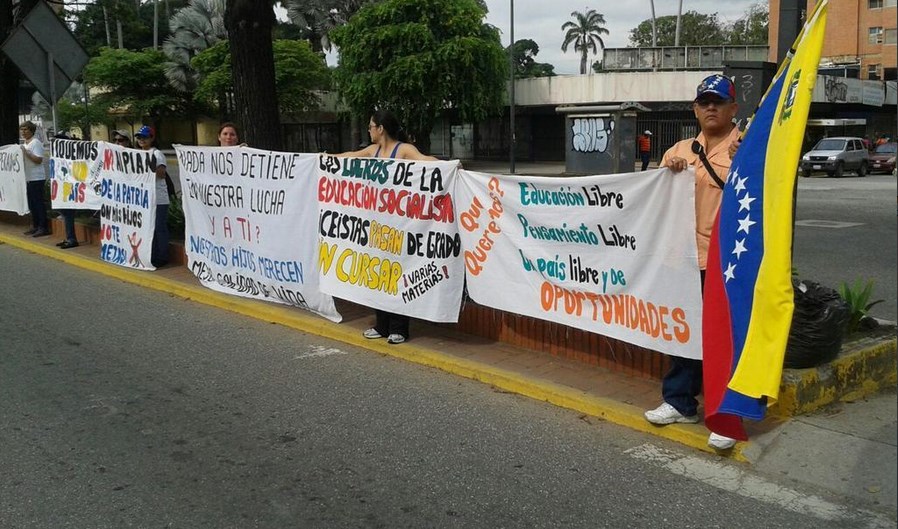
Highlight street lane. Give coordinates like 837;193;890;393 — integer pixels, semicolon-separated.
0;244;891;528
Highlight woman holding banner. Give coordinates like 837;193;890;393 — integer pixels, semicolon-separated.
135;125;170;268
217;122;246;147
334;110;437;344
19;121;49;237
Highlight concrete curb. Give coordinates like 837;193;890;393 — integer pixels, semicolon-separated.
6;231;893;464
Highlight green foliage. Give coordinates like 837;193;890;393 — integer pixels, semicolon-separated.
330;0;507;147
191;39;330;115
838;279;884;334
629;11;726;46
727;2;769;45
167;190;185;240
628;3;768;47
561;9;609;75
508;39;555;78
83;47;187;123
68;0;189;56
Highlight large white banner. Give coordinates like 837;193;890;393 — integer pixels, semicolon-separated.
316;155;465;323
96;141;157;270
0;144;29;215
176;145;340;322
49;139;104;210
455;168;703;359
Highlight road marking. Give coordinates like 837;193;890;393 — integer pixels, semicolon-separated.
294;345;349;360
795;220;864;228
625;443;895;529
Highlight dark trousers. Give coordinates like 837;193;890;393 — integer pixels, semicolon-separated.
26;180;48;230
61;210;76;242
152;204;169;267
374;310;410;339
640;152;651;171
661;270;705;416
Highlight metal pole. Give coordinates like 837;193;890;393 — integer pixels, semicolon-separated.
48;51;57;135
509;0;515;174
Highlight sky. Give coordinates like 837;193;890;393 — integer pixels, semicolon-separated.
481;0;761;75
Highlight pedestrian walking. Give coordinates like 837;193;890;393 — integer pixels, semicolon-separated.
638;130;653;171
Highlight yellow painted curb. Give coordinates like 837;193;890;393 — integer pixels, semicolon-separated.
1;232;748;461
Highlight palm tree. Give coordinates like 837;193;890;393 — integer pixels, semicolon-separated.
561;9;609;75
162;0;226;93
283;0;374;52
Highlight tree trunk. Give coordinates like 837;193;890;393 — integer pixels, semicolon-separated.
225;0;282;151
103;6;111;46
580;50;588;75
0;0;38;145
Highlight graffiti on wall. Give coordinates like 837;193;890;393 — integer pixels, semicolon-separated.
824;77;848;103
571;117;615;153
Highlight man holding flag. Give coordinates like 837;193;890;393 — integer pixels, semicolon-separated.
643;73;742;451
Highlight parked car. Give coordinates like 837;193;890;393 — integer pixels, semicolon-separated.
869;142;896;175
799;137;869;177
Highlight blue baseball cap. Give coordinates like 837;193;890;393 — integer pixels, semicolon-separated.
135;125;154;138
695;74;736;101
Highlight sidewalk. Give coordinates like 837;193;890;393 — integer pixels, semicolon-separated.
1;217;895;516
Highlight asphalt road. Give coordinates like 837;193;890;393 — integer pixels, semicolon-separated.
792;173;897;322
1;245;892;529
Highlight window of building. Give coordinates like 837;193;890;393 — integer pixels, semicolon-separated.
886;0;897;7
868;64;882;80
886;28;897;45
869;0;883;7
869;27;884;44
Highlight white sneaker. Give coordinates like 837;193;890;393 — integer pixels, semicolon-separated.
362;328;382;339
386;334;406;344
644;402;700;425
708;432;737;450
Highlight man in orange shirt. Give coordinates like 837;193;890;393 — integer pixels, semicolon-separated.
644;74;742;451
638;130;652;171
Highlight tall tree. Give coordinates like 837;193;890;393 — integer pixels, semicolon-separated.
283;0;375;53
629;11;725;47
1;0;38;145
330;0;507;153
508;39;556;78
224;0;281;150
727;2;768;45
561;9;609;75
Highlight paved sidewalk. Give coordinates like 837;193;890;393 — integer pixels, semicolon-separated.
1;219;895;518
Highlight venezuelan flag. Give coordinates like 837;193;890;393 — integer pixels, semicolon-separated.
703;0;828;440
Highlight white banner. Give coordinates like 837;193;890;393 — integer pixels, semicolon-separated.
96;141;157;270
455;168;703;359
49;139;104;210
0;144;29;215
316;155;465;323
176;145;340;322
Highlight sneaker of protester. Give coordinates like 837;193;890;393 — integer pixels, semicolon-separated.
362;328;382;339
23;228;37;235
31;228;50;237
644;402;700;425
708;432;737;450
386;334;406;344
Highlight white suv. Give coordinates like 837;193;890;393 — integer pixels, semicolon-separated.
800;137;869;177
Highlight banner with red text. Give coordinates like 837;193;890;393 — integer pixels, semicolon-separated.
50;139;104;210
455;169;703;358
176;145;340;322
316;155;465;323
96;141;157;270
0;144;29;215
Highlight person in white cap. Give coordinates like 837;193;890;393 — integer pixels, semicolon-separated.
638;130;653;171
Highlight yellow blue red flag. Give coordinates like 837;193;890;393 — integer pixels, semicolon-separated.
703;0;828;440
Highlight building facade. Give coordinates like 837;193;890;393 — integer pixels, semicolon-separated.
769;0;897;80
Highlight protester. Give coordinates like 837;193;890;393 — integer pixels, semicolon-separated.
19;121;49;237
638;130;653;171
134;125;170;268
643;74;742;451
217;122;245;147
112;129;132;148
52;131;80;249
333;110;437;344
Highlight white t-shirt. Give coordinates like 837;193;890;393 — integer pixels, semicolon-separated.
23;138;46;182
150;148;170;206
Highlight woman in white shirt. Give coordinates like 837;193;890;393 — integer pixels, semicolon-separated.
19;121;49;237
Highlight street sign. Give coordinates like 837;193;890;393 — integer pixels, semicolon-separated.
0;0;89;104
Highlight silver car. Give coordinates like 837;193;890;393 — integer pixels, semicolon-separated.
800;136;869;177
